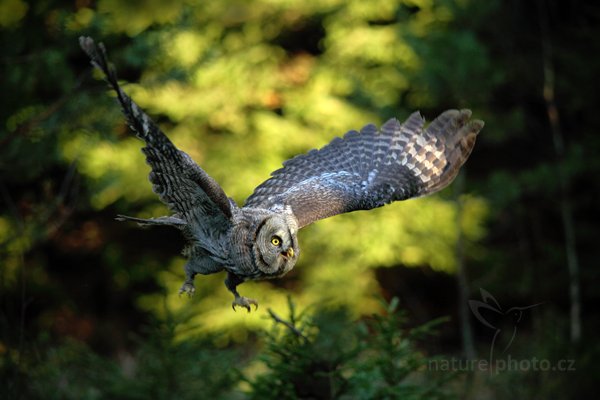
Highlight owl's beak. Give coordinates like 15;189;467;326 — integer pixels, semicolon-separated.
282;248;294;260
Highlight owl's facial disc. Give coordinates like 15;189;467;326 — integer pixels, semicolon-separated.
255;216;299;276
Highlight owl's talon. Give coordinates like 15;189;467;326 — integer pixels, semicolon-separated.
232;296;258;312
178;282;195;298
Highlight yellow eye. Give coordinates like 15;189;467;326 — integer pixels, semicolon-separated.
271;236;281;246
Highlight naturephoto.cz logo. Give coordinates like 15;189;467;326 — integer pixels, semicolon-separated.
429;355;576;373
428;288;576;374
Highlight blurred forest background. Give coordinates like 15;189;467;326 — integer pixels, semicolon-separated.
1;0;599;398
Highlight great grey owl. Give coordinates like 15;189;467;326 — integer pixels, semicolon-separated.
80;37;483;312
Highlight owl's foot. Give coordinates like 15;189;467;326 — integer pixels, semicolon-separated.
232;295;258;312
178;281;195;297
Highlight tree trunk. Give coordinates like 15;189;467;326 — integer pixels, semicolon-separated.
538;0;582;344
454;173;476;359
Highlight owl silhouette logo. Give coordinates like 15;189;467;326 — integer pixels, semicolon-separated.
469;288;542;363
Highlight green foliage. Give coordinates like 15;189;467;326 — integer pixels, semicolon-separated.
247;297;455;399
25;314;241;400
4;298;456;400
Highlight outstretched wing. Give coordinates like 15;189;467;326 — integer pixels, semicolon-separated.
244;110;483;228
80;37;233;227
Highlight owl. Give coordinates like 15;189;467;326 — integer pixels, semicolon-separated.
80;37;483;312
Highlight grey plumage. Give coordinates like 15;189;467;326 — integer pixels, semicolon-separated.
80;36;483;311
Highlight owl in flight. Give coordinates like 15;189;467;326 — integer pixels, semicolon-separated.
80;37;483;312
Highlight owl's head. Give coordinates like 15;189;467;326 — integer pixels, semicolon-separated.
253;214;299;277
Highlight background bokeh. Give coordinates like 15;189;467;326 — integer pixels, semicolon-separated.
1;0;598;398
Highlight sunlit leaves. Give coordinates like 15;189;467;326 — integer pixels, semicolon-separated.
61;131;155;209
301;195;487;274
97;0;186;36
